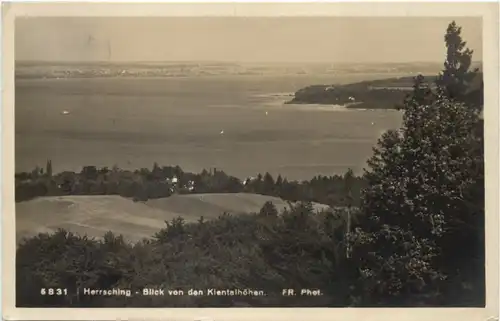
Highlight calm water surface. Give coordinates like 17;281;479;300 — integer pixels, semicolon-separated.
15;74;403;180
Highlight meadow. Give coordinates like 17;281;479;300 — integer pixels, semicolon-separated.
16;193;330;244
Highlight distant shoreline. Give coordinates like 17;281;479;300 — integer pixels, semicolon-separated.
14;71;424;81
14;61;455;81
285;75;438;110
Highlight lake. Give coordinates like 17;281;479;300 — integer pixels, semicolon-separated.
15;73;404;181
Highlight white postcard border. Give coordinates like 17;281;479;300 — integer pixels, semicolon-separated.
2;2;498;321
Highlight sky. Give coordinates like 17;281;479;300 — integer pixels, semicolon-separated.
15;17;482;63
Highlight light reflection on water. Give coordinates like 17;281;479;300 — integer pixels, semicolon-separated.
15;75;403;180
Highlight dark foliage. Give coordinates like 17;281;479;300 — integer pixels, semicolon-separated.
287;79;412;109
16;164;367;208
350;20;484;306
17;204;359;307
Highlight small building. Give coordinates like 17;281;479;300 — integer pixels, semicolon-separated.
243;176;256;185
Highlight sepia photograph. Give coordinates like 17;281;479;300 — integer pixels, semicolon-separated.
2;2;499;319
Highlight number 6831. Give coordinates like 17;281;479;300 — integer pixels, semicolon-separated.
40;288;68;296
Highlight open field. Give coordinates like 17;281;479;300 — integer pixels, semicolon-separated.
16;193;329;244
146;192;330;218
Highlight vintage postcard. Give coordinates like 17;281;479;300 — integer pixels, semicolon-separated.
2;2;499;321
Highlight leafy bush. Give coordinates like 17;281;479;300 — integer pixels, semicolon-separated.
17;203;356;307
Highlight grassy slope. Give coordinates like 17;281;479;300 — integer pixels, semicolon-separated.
146;193;330;218
16;193;329;244
16;195;171;244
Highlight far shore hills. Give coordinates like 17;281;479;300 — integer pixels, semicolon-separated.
14;60;453;79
